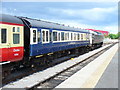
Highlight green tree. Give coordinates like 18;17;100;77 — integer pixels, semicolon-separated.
109;33;118;39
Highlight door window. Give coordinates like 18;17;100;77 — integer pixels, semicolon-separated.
81;34;83;40
61;32;64;41
13;27;20;44
13;34;20;44
53;32;57;41
46;31;49;42
13;27;15;32
33;30;37;43
38;31;41;43
58;32;61;41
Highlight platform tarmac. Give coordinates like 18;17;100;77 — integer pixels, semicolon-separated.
95;46;118;88
55;43;119;89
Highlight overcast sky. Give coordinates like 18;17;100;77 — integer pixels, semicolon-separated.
1;2;118;34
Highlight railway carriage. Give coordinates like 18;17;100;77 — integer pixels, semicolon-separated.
21;17;90;58
0;14;24;63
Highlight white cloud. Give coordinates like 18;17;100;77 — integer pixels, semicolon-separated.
79;6;117;21
47;18;118;34
1;7;15;15
48;6;117;22
103;25;118;34
1;2;118;34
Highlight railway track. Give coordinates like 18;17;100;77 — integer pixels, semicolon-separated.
2;42;117;89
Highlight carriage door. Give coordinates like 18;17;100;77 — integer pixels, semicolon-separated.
9;26;24;62
0;25;24;62
0;28;9;62
30;28;38;44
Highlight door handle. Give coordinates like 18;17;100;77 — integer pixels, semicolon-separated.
7;43;11;48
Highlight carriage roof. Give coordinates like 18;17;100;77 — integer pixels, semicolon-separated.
0;14;23;25
22;17;89;33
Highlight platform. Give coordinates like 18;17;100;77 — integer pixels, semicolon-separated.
95;47;118;88
55;43;119;88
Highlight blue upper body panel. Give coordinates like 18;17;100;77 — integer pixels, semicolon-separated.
30;41;90;56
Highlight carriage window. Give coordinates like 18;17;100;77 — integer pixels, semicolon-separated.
53;32;57;41
33;30;36;43
58;32;60;41
50;32;52;42
46;31;49;42
65;33;69;40
1;29;7;43
67;33;69;40
75;33;77;40
42;29;49;43
65;33;67;40
79;34;81;40
74;33;76;40
17;27;20;32
71;33;73;40
61;32;64;41
13;27;15;32
38;31;41;42
78;33;80;40
87;34;89;40
84;34;86;40
81;34;83;40
42;30;45;42
13;34;20;44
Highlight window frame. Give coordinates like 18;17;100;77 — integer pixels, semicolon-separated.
41;29;50;44
12;27;21;44
30;28;38;44
64;32;68;41
37;30;41;43
58;32;61;41
13;33;20;44
71;32;74;41
74;32;77;41
83;33;86;41
79;33;81;41
1;28;7;44
52;30;58;42
69;32;72;41
81;33;84;41
60;31;64;41
52;30;72;43
77;33;80;41
13;27;15;32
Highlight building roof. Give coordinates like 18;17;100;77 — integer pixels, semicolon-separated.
86;29;109;35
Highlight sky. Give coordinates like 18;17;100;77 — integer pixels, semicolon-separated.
1;1;118;34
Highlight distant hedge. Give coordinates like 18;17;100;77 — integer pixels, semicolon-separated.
107;32;120;39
